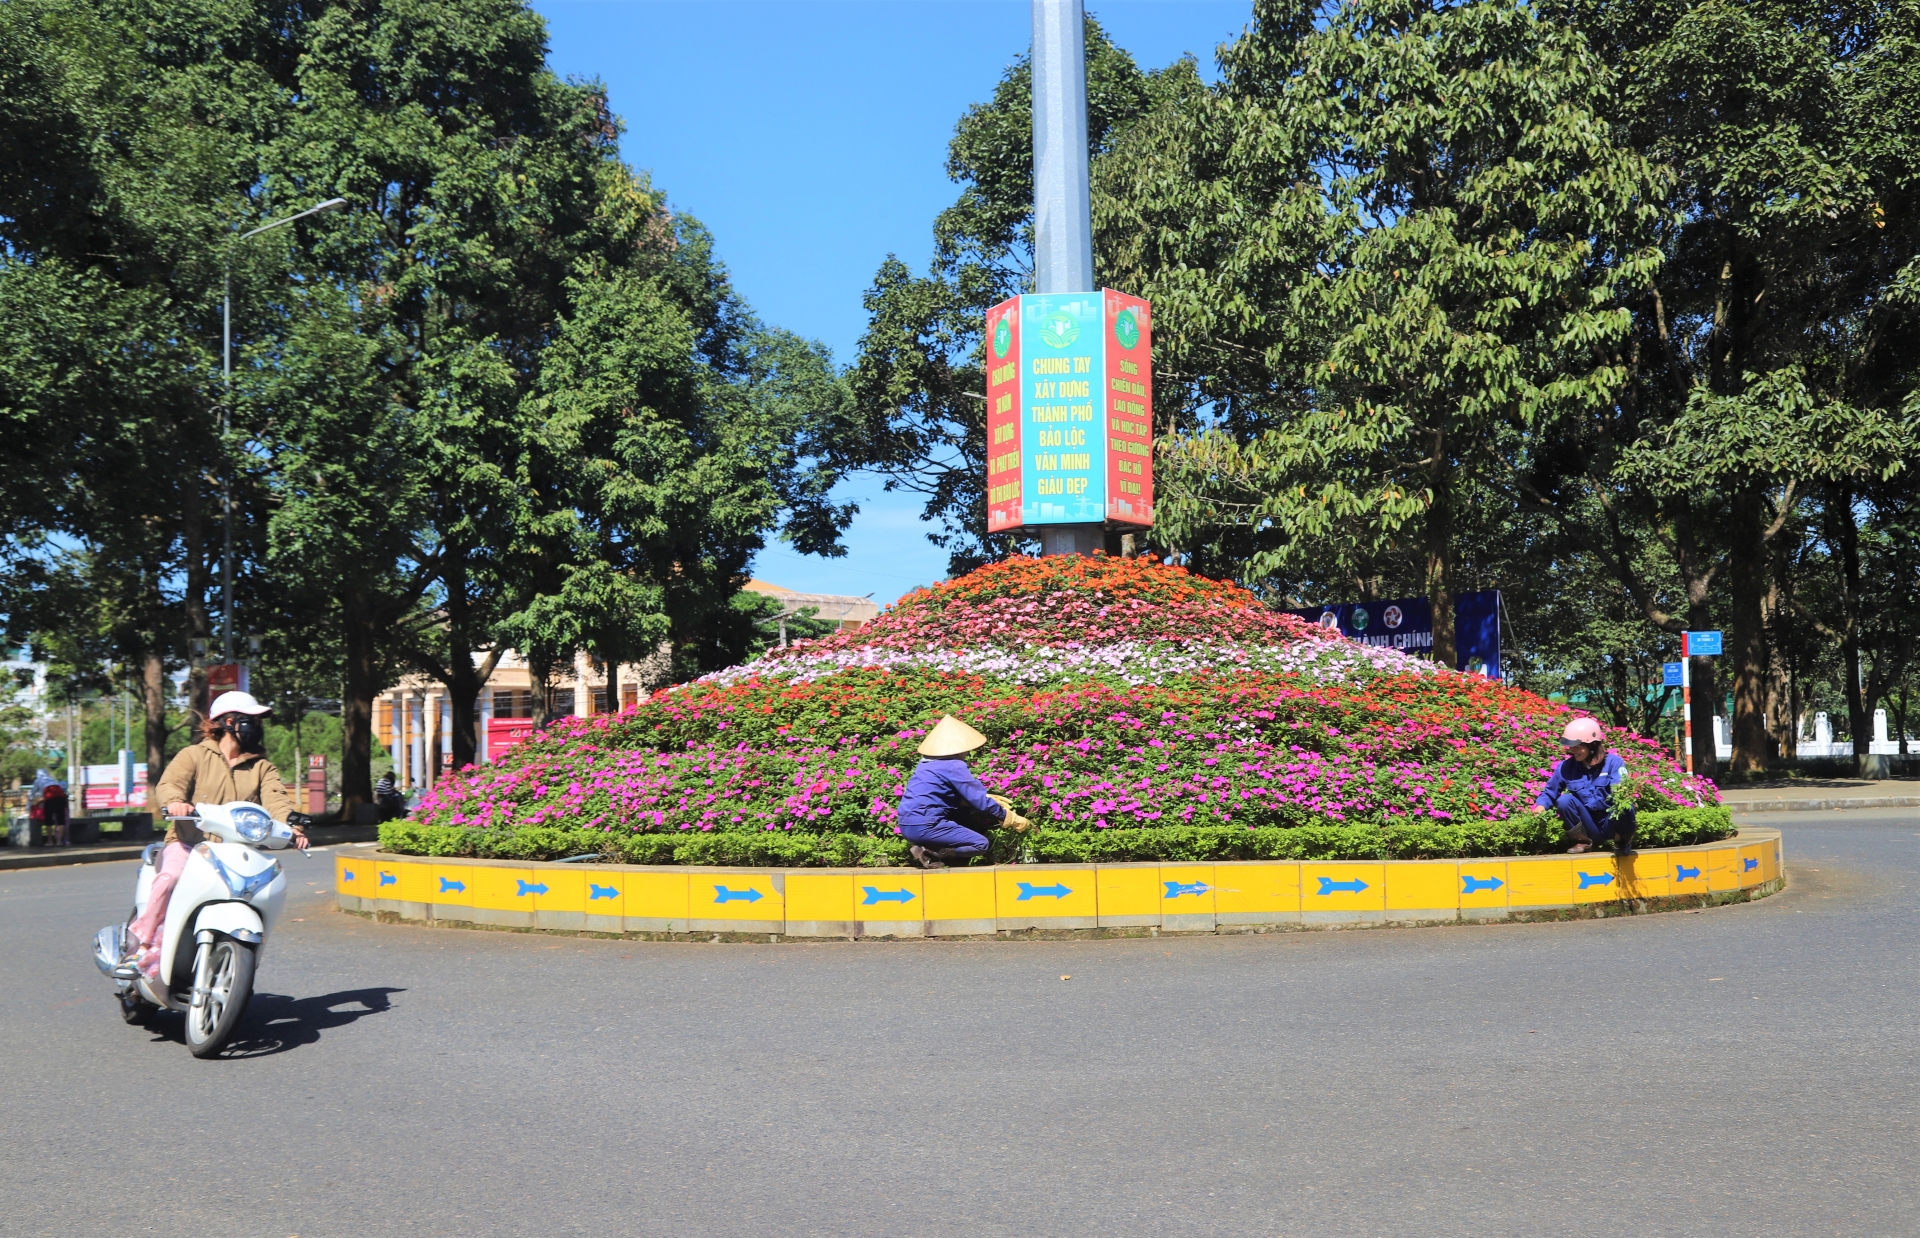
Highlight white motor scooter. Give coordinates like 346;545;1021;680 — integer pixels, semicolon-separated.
91;802;306;1058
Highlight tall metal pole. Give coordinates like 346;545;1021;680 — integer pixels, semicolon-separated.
1032;0;1093;296
1031;0;1102;556
221;261;235;665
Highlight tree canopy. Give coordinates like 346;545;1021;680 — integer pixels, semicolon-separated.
0;0;851;809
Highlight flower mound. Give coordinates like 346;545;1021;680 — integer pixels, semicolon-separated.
412;556;1718;860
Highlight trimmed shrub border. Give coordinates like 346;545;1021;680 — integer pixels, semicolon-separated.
336;825;1782;939
375;806;1734;868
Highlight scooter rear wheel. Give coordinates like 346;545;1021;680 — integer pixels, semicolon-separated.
184;938;255;1058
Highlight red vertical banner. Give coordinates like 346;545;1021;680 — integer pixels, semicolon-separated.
1102;289;1152;525
984;296;1024;533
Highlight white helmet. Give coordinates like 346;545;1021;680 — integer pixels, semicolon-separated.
209;690;271;719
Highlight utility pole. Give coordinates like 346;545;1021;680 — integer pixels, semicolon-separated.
1031;0;1103;558
222;197;348;664
1032;0;1093;299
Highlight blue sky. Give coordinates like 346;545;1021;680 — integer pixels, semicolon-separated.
533;0;1253;604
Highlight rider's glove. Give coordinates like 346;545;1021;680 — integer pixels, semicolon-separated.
286;811;313;831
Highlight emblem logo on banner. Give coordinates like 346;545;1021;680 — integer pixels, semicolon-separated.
1040;313;1079;348
1384;605;1403;629
1113;307;1140;350
993;316;1012;358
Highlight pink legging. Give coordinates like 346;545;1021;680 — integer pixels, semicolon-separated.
130;842;191;948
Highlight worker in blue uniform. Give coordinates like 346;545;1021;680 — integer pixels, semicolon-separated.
897;715;1030;869
1537;716;1636;854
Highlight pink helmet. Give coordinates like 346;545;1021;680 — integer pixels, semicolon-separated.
1562;716;1605;746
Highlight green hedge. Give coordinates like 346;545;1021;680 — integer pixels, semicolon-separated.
377;806;1732;867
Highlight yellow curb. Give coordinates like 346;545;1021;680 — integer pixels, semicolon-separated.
336;827;1782;937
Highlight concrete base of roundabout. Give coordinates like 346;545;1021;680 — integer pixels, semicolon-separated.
335;826;1782;939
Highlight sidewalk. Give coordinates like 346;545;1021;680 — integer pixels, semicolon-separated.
1719;777;1920;813
0;822;380;871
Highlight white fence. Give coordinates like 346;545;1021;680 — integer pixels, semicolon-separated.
1711;708;1910;761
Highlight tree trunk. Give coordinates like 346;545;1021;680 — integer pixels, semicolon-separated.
1727;484;1771;773
528;654;554;729
441;549;482;771
605;656;620;717
339;583;379;818
141;652;168;813
1830;483;1870;765
1425;437;1455;668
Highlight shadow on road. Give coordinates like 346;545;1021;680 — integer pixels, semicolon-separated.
208;986;406;1057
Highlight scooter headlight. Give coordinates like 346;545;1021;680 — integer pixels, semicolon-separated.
228;806;273;844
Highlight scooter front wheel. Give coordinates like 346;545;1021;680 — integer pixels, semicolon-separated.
184;938;255;1058
118;987;157;1026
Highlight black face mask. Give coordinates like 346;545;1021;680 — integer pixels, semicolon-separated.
226;716;266;755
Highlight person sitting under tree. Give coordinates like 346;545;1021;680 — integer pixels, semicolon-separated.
896;715;1030;869
1537;717;1636;855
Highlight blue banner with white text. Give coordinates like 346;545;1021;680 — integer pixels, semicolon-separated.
1285;590;1502;679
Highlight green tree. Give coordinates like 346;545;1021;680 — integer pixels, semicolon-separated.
1525;0;1920;773
505;215;853;717
1105;0;1665;670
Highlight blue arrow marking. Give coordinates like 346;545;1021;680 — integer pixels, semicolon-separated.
1315;877;1369;896
713;885;763;904
379;871;397;887
1743;857;1758;871
1016;882;1072;901
516;880;548;897
1578;871;1615;889
343;870;355;881
1675;864;1701;882
439;876;465;893
1163;880;1211;899
589;884;618;900
862;886;917;906
1462;875;1504;894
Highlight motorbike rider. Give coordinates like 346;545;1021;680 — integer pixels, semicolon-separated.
127;691;307;976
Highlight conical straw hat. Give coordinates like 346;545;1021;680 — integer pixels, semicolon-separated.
917;715;988;758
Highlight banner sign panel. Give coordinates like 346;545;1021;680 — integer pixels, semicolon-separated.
984;289;1153;531
1020;293;1104;524
1285;590;1503;679
1663;662;1685;687
1103;289;1153;524
985;297;1024;533
1684;630;1723;656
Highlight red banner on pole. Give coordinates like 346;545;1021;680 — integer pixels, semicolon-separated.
985;296;1024;533
1102;289;1152;526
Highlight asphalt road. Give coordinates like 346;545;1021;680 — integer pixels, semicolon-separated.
5;809;1917;1238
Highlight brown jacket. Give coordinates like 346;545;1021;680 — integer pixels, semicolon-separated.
154;739;297;845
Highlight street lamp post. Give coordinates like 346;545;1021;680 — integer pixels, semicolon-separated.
221;197;348;666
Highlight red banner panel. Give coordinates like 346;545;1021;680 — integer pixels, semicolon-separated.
1102;289;1152;526
984;296;1024;533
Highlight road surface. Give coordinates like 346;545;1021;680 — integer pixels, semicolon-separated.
4;808;1915;1236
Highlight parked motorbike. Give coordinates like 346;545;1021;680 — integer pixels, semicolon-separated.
90;802;307;1058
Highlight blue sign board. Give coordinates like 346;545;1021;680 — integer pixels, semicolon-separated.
1018;293;1105;525
1685;630;1724;656
1662;662;1684;687
1284;590;1502;679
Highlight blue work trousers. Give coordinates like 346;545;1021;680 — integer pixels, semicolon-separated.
898;818;991;858
1552;792;1614;844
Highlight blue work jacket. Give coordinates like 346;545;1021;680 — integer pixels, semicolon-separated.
1536;751;1627;814
897;758;1006;828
